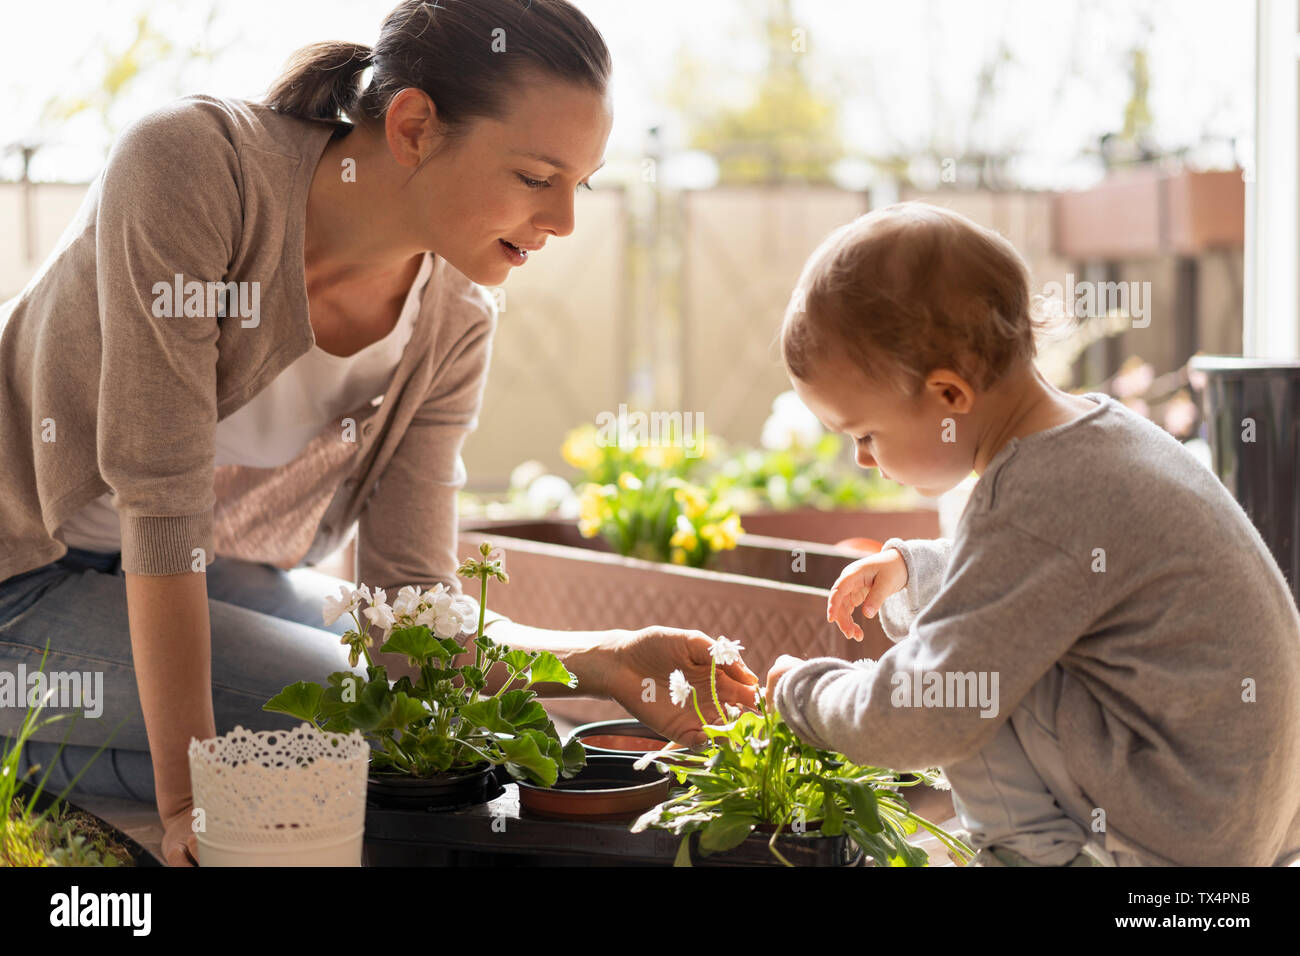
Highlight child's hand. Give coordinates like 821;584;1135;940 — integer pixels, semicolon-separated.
764;654;806;706
827;548;909;641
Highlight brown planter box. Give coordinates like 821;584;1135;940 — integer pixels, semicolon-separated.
735;507;939;546
1052;167;1245;260
459;518;897;726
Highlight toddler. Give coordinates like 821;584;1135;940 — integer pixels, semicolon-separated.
767;201;1300;867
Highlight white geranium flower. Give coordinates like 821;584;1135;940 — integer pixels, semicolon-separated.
363;596;396;633
747;735;769;753
323;584;359;627
669;670;692;708
391;585;422;620
709;635;745;667
929;768;952;791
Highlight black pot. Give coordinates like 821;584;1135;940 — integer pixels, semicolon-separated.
1190;356;1300;607
366;765;503;812
13;780;162;867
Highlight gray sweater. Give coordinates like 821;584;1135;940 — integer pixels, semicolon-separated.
774;392;1300;866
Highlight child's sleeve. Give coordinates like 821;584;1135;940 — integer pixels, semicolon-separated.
772;516;1096;770
876;537;954;643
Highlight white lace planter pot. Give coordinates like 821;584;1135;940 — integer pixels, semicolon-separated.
188;724;369;867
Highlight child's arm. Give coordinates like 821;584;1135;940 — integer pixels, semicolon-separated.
772;516;1096;770
875;537;954;643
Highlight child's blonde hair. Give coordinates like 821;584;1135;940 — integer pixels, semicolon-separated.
780;201;1052;399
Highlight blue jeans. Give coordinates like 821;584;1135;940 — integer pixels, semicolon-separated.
0;547;359;803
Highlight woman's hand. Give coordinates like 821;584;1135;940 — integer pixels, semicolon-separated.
160;797;200;867
827;548;909;641
597;627;760;747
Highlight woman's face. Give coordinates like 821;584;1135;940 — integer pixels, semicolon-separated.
397;74;613;286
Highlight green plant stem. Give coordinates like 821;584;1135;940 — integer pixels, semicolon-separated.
708;659;724;723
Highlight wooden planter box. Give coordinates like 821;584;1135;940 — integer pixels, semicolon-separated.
735;506;939;546
459;518;894;725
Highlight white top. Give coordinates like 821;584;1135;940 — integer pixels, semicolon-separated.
57;252;434;553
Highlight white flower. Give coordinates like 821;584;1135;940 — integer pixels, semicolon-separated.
724;703;741;722
929;768;952;791
760;390;823;451
710;635;745;667
363;597;396;634
747;735;769;753
323;584;359;627
391;585;422;620
669;670;692;708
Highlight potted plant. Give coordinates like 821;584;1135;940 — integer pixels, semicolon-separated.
264;542;587;812
2;645;153;867
630;642;974;867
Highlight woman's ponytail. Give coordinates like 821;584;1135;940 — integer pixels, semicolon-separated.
258;2;610;137
263;41;374;124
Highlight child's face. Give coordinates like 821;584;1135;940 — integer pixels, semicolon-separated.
791;357;976;498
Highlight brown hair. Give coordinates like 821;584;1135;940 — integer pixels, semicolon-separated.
263;0;611;135
780;202;1052;400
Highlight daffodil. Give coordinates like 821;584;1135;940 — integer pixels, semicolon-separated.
617;471;642;491
670;547;688;565
561;426;602;472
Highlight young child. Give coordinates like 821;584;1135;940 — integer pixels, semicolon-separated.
766;201;1300;867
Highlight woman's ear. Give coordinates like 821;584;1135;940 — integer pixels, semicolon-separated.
383;87;443;170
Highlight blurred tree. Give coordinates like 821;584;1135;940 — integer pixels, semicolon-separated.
666;0;844;184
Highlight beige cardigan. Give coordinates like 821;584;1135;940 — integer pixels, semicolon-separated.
0;94;498;600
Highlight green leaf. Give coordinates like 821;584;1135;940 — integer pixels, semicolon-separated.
377;692;428;732
527;651;577;688
263;681;323;722
674;836;694;867
380;626;447;664
459;698;515;734
346;678;394;731
501;732;559;787
844;781;883;834
560;736;587;778
821;781;844;836
498;690;549;729
697;812;755;855
461;665;487;692
501;650;533;675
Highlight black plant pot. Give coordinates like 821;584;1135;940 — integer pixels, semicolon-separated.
1191;356;1300;607
13;780;163;867
366;765;503;813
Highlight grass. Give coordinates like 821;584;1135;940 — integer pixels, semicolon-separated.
1;643;132;867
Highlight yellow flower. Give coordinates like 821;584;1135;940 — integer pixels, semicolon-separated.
578;483;608;526
617;471;642;491
673;485;710;520
670;528;698;551
562;426;603;472
578;517;602;538
638;443;684;470
670;547;689;565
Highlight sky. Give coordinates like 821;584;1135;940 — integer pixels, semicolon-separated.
0;0;1256;188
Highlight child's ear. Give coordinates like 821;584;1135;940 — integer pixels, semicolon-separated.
926;369;975;414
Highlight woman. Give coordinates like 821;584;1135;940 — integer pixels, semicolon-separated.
0;0;757;866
